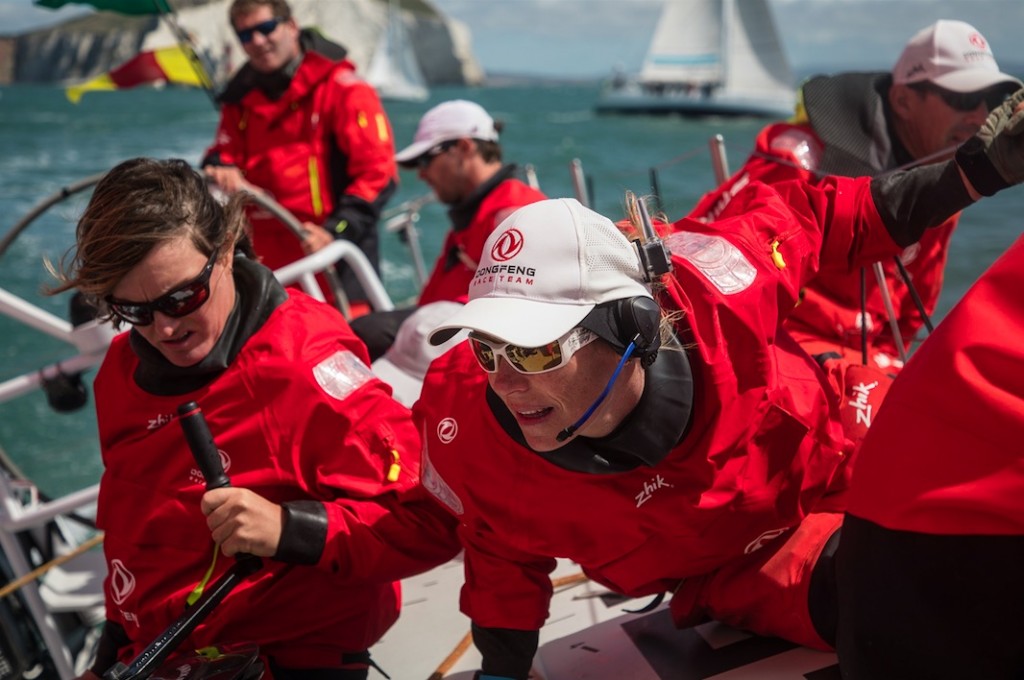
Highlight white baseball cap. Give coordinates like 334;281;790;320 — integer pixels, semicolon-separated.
429;198;653;348
395;100;500;167
371;301;467;407
892;20;1021;93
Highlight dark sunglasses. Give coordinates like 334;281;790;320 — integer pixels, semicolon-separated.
413;140;458;170
912;82;1008;112
105;249;220;326
235;16;285;44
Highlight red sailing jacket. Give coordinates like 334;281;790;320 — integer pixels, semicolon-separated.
690;121;957;369
204;52;397;273
415;175;903;635
847;234;1024;536
93;293;457;667
417;179;547;305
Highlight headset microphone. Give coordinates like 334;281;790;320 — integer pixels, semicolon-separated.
556;341;637;442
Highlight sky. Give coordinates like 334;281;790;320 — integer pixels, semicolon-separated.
3;0;1023;79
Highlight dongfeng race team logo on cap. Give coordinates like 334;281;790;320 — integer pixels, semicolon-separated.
490;228;524;262
969;33;987;50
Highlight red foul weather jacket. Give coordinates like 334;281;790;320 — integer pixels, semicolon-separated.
847;233;1024;536
418;174;547;306
415;175;905;645
93;285;457;668
690;107;956;369
204;51;397;274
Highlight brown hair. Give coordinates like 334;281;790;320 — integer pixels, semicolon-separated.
229;0;292;25
48;158;249;307
475;120;505;163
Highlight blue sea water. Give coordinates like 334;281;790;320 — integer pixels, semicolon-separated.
0;81;1021;497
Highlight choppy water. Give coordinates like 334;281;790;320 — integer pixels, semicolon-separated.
0;81;1020;496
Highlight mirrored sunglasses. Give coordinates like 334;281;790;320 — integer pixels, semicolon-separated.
236;16;285;44
413;140;458;170
469;327;598;375
105;249;219;326
914;82;1007;112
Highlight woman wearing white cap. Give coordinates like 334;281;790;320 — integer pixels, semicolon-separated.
412;91;1024;679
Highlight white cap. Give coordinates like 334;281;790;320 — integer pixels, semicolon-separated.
429;198;653;348
371;301;466;407
892;20;1021;93
395;100;499;166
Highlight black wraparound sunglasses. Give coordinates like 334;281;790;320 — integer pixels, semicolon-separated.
235;17;285;44
413;140;459;170
105;249;219;326
911;82;1008;112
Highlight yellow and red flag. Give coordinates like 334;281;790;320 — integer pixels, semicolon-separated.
66;44;204;103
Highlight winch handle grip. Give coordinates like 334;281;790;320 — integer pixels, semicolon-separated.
178;401;231;490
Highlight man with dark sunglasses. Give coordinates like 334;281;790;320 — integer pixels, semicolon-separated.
411;88;1024;679
350;100;547;364
202;0;398;317
690;19;1021;382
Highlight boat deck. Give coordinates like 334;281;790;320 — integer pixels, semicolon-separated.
374;557;841;680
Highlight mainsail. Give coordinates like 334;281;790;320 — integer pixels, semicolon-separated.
597;0;795;118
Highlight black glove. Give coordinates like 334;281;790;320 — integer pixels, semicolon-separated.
326;197;379;246
955;87;1024;196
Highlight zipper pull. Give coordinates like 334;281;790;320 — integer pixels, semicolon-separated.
770;239;786;270
387;448;401;482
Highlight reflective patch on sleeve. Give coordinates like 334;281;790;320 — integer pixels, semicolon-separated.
663;231;757;295
357;110;368;128
313;350;373;401
768;128;822;172
420;424;463;515
375;113;389;142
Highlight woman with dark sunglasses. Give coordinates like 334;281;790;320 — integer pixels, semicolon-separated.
412;87;1024;680
48;157;459;680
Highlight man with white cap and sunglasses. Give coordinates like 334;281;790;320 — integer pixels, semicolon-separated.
350;99;546;362
412;89;1024;680
691;19;1021;378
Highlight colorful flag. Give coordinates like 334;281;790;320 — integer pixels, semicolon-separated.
34;0;171;15
66;45;204;103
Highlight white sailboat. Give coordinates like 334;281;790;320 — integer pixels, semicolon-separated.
365;0;429;102
595;0;796;118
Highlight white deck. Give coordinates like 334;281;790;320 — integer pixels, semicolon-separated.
374;557;840;680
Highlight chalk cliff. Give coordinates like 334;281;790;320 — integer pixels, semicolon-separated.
2;0;482;88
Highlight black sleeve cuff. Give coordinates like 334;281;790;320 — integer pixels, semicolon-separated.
869;161;973;247
955;136;1011;197
472;623;539;680
200;151;231;169
272;500;327;565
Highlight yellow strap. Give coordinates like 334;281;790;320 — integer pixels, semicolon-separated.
308;156;324;219
186;545;220;607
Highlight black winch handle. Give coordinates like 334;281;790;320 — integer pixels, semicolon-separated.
177;401;258;564
178;401;231;490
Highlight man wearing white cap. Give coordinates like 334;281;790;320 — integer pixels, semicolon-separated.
690;19;1021;377
350;99;546;362
412;91;1024;680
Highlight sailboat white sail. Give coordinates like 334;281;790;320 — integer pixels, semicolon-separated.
366;0;429;102
596;0;796;118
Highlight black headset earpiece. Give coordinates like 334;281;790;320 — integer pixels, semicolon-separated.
616;296;662;359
